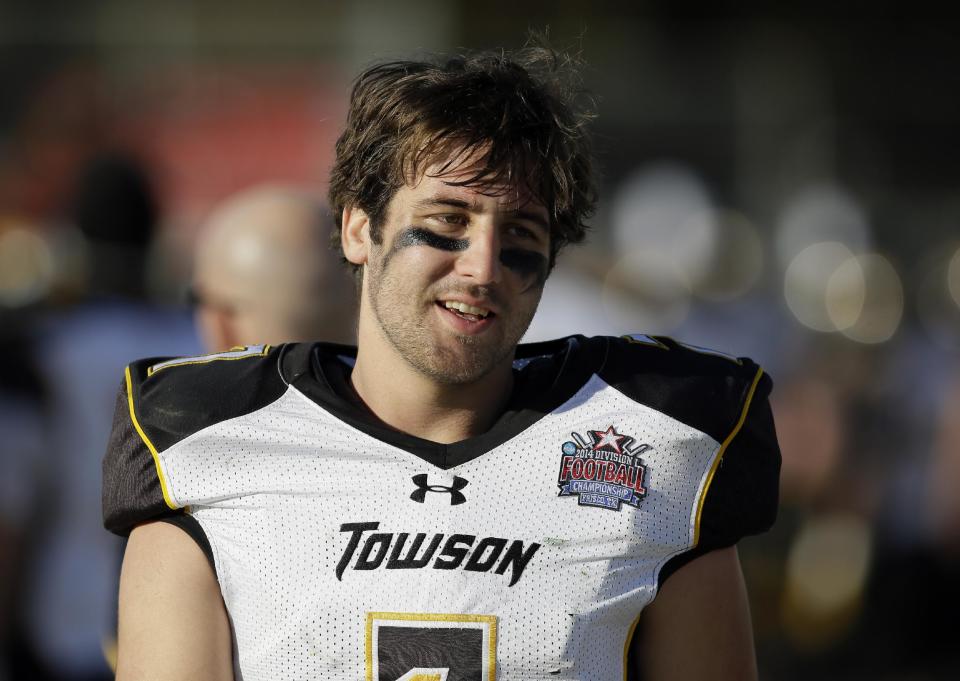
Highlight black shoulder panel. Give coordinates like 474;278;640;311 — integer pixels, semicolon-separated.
695;391;780;551
658;388;781;584
597;335;766;443
102;344;289;536
127;344;289;452
102;377;173;536
591;335;782;585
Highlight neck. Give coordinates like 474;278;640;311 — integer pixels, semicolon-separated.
350;316;514;445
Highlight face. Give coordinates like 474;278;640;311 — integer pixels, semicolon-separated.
356;164;551;385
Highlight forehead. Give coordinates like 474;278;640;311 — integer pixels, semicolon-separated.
397;151;549;218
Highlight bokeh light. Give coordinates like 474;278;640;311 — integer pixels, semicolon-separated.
916;243;960;351
611;163;717;287
827;254;903;344
689;209;765;302
0;223;54;307
782;512;873;651
775;184;871;267
601;250;691;333
783;241;853;332
947;247;960;310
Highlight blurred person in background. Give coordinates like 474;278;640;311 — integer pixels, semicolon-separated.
21;152;200;681
191;183;355;351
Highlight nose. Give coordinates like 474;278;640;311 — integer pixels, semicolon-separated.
454;227;502;285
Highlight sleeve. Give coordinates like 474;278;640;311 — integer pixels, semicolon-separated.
696;371;780;550
659;368;781;584
102;367;181;537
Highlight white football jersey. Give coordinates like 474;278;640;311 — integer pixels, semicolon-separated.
104;335;780;680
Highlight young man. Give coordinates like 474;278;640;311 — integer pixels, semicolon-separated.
104;47;779;681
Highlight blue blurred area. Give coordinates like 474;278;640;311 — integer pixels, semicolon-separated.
1;151;201;681
1;2;958;680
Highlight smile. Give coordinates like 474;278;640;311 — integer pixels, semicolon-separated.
440;300;493;321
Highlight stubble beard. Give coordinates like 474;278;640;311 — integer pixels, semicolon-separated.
366;260;535;385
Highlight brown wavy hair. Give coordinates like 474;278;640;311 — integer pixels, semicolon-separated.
328;44;598;274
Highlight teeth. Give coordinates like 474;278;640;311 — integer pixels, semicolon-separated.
444;301;490;318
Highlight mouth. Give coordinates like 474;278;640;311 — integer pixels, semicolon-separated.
438;300;496;324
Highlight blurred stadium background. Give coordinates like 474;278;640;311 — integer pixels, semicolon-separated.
1;1;958;679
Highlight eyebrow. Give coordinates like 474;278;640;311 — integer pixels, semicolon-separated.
413;196;550;233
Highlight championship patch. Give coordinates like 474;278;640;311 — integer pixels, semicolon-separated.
557;425;649;511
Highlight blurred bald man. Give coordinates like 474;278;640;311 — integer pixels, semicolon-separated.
192;185;355;350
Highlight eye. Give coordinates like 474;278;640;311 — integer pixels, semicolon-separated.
434;213;468;226
506;223;540;242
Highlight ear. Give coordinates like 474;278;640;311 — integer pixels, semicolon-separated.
341;205;371;266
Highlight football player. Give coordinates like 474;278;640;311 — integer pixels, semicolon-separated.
104;45;779;681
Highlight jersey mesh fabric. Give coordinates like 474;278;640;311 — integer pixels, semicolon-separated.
158;375;722;680
104;337;780;681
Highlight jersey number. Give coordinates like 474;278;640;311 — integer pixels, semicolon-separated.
366;612;497;681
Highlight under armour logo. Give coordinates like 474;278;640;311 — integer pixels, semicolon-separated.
410;474;469;505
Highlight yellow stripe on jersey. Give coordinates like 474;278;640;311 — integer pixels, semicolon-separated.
693;365;764;546
146;344;271;376
125;365;178;510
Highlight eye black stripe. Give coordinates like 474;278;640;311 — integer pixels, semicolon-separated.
392;226;548;287
395;227;468;251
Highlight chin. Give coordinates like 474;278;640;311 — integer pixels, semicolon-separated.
417;344;507;385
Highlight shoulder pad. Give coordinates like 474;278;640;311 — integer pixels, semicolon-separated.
127;344;288;451
102;344;289;535
599;334;770;444
602;335;781;580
